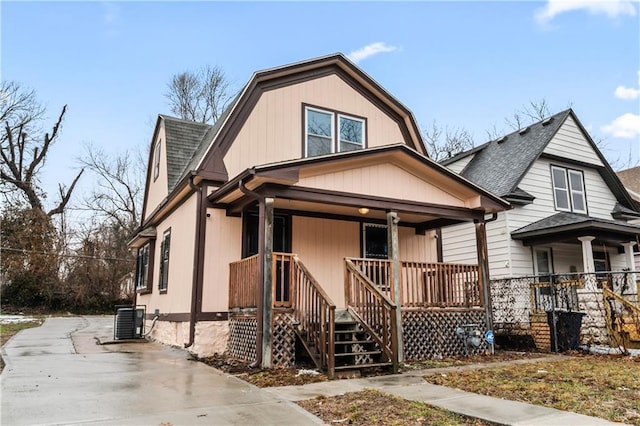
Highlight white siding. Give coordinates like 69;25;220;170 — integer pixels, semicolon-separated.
444;154;474;174
543;115;604;166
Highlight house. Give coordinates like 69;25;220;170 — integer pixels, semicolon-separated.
128;54;509;375
441;109;640;350
617;165;640;271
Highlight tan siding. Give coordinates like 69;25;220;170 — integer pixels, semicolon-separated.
298;162;467;207
224;74;407;178
144;125;168;220
292;217;360;308
137;194;198;314
201;209;243;312
398;227;438;263
543;116;604;166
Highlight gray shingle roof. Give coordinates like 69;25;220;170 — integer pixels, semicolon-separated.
160;115;212;192
512;211;640;237
448;110;571;198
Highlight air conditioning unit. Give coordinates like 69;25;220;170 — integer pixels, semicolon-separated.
114;305;145;340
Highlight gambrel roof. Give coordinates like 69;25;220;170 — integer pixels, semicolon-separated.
442;109;639;212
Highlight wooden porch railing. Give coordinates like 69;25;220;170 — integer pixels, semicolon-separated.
349;258;481;308
344;258;398;372
290;255;336;377
228;252;336;376
229;254;259;309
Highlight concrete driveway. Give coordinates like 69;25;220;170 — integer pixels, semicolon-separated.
1;316;321;425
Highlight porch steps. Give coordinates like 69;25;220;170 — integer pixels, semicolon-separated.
331;310;392;373
293;310;393;375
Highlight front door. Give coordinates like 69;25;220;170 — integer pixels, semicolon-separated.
533;247;553;309
242;212;291;257
362;223;389;288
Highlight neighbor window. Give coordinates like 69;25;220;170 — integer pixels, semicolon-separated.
153;140;161;180
136;243;151;291
158;229;171;293
305;106;365;157
551;166;586;214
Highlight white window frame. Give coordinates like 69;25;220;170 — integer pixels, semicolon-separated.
304;106;365;157
551;165;587;214
153;140;161;181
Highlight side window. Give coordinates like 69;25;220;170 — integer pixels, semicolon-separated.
153;140;161;181
159;229;171;293
304;106;366;158
136;243;151;292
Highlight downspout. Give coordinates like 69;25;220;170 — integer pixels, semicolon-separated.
185;176;207;348
238;177;263;368
475;212;498;336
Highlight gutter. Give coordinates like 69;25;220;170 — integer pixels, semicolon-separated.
238;177;263;368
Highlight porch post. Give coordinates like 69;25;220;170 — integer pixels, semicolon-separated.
387;211;403;362
578;236;597;291
474;219;493;333
622;242;637;295
260;197;274;368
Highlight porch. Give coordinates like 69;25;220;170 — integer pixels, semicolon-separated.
228;253;489;377
490;271;640;352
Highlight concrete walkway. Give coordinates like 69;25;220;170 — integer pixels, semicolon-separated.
1;316;321;425
1;316;621;425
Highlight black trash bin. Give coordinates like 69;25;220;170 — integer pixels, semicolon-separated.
546;310;585;352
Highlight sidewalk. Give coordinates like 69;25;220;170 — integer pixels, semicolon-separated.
266;360;620;425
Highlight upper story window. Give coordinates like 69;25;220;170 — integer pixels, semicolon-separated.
551;165;587;214
159;229;171;293
305;106;365;157
153;140;161;181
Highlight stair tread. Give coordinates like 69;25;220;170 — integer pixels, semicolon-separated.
334;340;376;345
334;362;393;371
335;350;382;356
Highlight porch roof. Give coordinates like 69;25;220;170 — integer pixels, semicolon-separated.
208;144;509;229
511;212;640;246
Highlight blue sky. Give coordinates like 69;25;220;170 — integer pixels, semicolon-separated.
2;1;639;212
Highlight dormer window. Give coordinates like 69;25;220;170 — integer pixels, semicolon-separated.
551;165;587;214
153;140;161;181
305;105;365;157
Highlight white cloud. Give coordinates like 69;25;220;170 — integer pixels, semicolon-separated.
614;71;640;100
535;0;637;25
347;42;398;64
601;113;640;138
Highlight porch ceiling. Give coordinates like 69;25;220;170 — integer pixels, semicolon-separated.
512;212;640;246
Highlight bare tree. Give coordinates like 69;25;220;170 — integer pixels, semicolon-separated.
165;65;234;124
0;81;83;216
78;144;145;234
423;120;474;161
505;98;552;131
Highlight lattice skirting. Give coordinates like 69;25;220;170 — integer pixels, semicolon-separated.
227;312;296;368
227;315;257;362
402;310;488;359
272;312;296;368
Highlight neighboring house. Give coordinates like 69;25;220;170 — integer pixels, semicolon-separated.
129;54;508;375
441;109;640;349
617;165;640;270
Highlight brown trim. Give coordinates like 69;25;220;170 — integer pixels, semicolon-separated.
436;228;443;263
144;312;229;322
198;58;428;177
141;116;164;228
257;184;485;221
416;218;465;234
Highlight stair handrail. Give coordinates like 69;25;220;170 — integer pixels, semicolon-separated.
344;258;399;373
291;255;336;378
603;283;640;317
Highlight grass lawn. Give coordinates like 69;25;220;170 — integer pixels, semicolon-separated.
298;389;495;426
0;318;44;372
425;354;640;425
